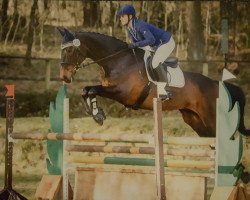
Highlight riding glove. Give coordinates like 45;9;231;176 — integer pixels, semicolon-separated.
128;43;137;49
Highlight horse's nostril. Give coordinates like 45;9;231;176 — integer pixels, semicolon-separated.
61;76;72;83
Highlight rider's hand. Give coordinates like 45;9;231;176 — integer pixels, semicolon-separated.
128;43;137;49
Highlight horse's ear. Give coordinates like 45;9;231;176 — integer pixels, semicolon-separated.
64;28;74;37
63;28;75;41
57;27;65;37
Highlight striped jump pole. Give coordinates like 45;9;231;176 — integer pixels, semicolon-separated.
68;156;215;170
11;132;215;146
66;144;215;157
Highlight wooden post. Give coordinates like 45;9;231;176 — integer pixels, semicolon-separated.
221;19;229;69
5;98;15;190
202;63;208;76
109;26;113;36
45;60;51;90
153;98;166;200
63;97;69;200
0;85;27;199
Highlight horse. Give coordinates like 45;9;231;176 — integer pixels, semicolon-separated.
58;28;249;138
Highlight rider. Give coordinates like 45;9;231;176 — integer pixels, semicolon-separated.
117;5;175;100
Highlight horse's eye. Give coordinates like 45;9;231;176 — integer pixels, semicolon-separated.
61;63;68;68
67;48;74;54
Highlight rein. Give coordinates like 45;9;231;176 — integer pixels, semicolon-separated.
61;37;129;71
75;48;129;70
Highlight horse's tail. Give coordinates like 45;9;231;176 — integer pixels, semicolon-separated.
224;82;250;136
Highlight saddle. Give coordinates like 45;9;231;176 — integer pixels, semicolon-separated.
146;56;178;83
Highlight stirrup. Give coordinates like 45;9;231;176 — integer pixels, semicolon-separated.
159;92;172;101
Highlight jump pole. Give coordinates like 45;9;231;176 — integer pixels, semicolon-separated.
11;132;215;145
66;144;215;157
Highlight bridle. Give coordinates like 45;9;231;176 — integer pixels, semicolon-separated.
60;37;129;72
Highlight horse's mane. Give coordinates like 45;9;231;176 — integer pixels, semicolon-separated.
77;31;128;50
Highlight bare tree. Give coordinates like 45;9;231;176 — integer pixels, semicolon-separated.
1;0;9;41
82;1;100;27
38;0;50;54
10;0;21;45
247;2;250;48
4;0;19;46
25;0;39;66
185;1;205;61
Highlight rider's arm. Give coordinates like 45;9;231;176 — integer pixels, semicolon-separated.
127;30;136;44
134;24;156;47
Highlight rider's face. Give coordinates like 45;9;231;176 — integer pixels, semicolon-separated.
120;15;130;26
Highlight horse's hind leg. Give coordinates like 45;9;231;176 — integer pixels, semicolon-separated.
180;109;214;137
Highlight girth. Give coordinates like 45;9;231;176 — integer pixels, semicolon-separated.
126;81;155;110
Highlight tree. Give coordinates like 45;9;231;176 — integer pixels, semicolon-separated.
4;0;19;46
185;1;205;61
1;0;9;41
25;0;38;66
82;1;100;27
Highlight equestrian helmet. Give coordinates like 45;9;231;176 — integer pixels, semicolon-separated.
117;5;136;16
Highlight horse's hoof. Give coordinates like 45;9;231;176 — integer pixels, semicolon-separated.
93;116;103;125
93;112;105;125
98;108;106;120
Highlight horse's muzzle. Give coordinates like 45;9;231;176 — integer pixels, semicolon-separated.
60;66;75;83
61;76;72;83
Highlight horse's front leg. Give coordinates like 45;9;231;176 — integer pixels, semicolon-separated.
82;86;106;125
82;87;92;115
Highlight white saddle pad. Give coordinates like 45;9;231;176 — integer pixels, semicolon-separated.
146;64;185;88
166;65;185;88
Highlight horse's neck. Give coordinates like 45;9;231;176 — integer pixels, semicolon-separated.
82;34;144;74
84;35;120;61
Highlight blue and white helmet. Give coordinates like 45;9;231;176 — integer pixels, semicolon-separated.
117;5;136;16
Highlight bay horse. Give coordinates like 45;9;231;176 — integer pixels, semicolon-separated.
58;28;249;138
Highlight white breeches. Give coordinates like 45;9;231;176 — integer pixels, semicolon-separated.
152;36;175;69
142;36;175;70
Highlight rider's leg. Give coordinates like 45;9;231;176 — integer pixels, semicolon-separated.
143;50;155;82
152;37;175;69
151;37;175;100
